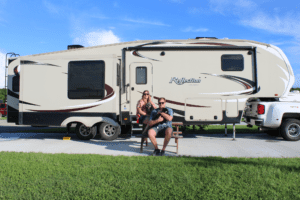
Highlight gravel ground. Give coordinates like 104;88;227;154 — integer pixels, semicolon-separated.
1;120;299;157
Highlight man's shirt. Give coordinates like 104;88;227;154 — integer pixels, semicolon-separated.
149;107;173;128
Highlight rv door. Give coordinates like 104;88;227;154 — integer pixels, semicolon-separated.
129;63;153;116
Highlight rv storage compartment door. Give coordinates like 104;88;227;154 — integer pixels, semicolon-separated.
226;99;238;117
185;98;222;121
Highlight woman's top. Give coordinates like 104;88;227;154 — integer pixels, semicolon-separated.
136;99;156;118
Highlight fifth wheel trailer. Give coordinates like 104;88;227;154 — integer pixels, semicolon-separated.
5;37;294;140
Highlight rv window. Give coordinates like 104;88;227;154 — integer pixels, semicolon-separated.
68;61;105;99
12;75;20;92
0;104;5;108
117;63;120;86
221;55;244;71
136;67;147;84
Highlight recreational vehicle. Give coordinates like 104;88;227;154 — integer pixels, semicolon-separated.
4;38;294;140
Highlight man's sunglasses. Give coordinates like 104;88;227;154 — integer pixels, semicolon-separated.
158;102;165;105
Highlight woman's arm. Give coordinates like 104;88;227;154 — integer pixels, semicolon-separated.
137;107;147;116
137;100;147;116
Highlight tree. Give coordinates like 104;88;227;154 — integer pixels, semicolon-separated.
0;89;7;103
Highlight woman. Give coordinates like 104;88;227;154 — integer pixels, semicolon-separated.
136;90;157;124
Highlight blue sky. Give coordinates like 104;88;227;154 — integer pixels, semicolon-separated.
0;0;300;88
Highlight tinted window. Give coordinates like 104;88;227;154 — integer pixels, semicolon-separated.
221;55;244;71
68;61;105;99
117;63;120;86
136;67;147;84
12;75;19;92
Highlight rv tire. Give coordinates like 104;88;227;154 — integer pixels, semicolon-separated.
281;119;300;141
99;122;120;140
75;123;97;140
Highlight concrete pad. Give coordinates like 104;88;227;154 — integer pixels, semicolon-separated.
0;131;299;158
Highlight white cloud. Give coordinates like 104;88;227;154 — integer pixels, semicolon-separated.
73;30;121;47
209;0;257;15
240;13;300;41
123;18;170;26
43;0;60;14
0;50;6;88
182;27;208;32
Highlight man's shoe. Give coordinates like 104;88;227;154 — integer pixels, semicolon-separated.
152;149;160;156
160;150;165;156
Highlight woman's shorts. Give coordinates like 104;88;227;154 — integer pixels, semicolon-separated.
138;115;149;124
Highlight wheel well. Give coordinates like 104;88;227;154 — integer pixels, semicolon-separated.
282;113;300;121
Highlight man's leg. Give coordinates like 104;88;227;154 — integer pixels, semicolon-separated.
148;128;159;149
162;127;172;151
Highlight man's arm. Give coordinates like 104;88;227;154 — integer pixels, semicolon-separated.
160;112;173;121
148;110;163;127
160;108;173;121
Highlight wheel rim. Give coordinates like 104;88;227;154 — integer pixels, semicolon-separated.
103;124;116;137
287;123;300;137
79;124;91;137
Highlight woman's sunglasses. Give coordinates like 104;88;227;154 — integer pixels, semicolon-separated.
143;93;149;95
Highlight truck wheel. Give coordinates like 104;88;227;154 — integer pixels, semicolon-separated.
281;119;300;141
98;122;120;140
75;123;97;140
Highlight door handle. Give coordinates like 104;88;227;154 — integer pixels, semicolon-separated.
131;87;134;91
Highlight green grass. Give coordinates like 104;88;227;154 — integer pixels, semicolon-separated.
0;152;299;199
0;117;7;120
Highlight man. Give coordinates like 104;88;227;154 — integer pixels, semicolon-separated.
147;97;173;156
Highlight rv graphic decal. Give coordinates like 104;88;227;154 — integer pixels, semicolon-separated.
8;89;19;99
29;84;115;112
138;92;210;108
200;73;260;95
20;60;61;67
19;101;40;106
131;50;160;61
29;105;100;113
131;41;235;61
169;77;201;85
131;41;185;61
189;42;236;46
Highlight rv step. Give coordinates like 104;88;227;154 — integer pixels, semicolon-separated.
132;128;143;131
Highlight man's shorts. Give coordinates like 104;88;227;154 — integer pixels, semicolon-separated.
150;123;173;137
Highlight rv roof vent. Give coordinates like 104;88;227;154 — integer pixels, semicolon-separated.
195;37;218;39
68;45;84;50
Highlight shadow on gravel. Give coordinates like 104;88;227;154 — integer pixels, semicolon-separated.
185;133;285;142
0;130;151;155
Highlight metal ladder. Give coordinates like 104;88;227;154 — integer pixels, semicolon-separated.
4;53;19;103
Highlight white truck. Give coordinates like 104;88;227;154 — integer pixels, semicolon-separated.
244;90;300;141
